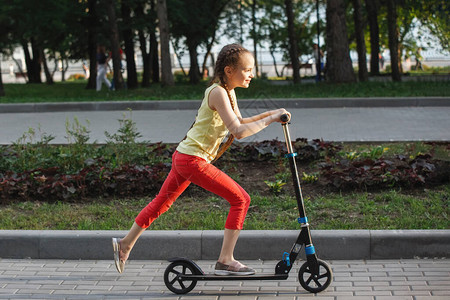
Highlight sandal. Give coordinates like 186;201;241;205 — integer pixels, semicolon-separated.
214;261;255;276
112;238;129;274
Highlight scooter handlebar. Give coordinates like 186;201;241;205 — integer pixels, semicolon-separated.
280;114;290;123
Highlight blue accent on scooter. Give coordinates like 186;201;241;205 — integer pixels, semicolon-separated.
282;252;291;267
285;153;298;158
298;217;308;224
305;245;316;255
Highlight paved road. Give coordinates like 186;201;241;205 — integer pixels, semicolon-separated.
1;258;449;299
1;107;449;144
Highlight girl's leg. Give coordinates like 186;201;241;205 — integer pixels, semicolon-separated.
116;152;191;264
118;221;145;255
175;155;251;266
217;228;240;264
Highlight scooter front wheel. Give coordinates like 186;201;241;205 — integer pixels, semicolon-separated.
164;261;198;294
298;259;332;293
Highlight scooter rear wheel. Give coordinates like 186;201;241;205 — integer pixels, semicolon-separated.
164;261;197;294
298;259;332;293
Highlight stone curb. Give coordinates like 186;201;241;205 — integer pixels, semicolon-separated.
1;230;448;260
1;97;449;113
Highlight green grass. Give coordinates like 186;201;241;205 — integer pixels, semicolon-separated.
1;186;448;230
1;78;449;231
1;139;448;230
1;79;449;103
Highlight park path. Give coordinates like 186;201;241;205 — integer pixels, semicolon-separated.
1;106;449;144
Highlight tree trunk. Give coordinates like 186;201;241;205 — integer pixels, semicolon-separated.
30;40;42;83
23;40;42;84
138;30;151;87
397;44;403;74
202;34;216;79
59;58;65;82
86;0;97;89
386;0;401;81
284;0;300;83
106;0;125;90
62;58;70;82
121;1;138;89
150;31;160;83
41;49;54;84
364;0;380;75
187;40;201;84
251;0;259;78
135;2;150;87
270;48;280;77
149;0;159;84
12;57;26;79
325;0;355;83
172;41;187;77
352;0;368;82
0;59;5;97
22;43;32;83
157;0;174;86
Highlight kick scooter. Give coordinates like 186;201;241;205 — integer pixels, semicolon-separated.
163;114;332;294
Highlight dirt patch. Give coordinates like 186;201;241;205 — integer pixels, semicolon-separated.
181;156;449;201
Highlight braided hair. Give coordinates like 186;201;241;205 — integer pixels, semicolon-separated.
210;43;251;87
209;44;251;164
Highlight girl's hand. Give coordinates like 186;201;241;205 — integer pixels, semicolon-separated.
275;109;291;123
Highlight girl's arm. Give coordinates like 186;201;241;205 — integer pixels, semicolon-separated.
231;91;277;124
238;109;280;124
209;87;289;140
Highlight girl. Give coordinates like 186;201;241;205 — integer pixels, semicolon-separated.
112;43;290;275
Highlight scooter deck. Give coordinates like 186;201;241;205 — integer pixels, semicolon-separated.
180;273;289;281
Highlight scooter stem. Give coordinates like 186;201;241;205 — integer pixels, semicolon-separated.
281;122;295;154
281;121;307;220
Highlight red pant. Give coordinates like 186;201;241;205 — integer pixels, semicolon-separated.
135;151;251;230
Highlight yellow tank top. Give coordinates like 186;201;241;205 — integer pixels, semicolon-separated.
176;83;230;162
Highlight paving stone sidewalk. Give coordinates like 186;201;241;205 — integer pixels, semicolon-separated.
0;258;449;299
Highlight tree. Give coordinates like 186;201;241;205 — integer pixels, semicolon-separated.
407;0;449;51
0;59;4;96
86;0;98;89
258;0;318;80
284;0;300;83
106;0;125;90
386;0;401;81
121;1;138;89
168;0;229;84
250;0;260;77
3;0;76;84
259;0;285;77
157;0;174;86
352;0;368;81
325;0;355;83
135;0;159;87
0;1;15;96
149;26;160;84
365;0;381;75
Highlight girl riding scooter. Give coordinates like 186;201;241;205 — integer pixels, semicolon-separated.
112;43;290;276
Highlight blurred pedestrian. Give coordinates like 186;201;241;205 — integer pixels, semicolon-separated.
313;43;324;82
415;48;423;71
96;45;112;91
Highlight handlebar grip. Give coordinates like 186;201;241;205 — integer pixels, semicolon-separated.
280;114;290;123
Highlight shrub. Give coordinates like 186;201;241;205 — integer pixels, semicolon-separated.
1;131;448;202
67;74;86;81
